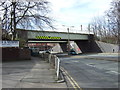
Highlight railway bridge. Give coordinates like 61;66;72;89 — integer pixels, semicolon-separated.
16;29;102;53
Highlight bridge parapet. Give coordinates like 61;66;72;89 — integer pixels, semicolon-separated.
16;29;91;40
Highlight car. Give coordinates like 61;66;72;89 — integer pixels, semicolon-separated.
45;49;53;54
29;47;39;56
69;49;77;55
39;50;46;54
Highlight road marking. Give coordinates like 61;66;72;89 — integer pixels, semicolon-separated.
72;61;79;63
106;71;119;75
61;67;83;90
86;64;95;67
65;74;78;90
110;71;119;74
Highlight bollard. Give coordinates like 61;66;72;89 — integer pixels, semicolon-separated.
49;55;55;69
48;54;52;63
56;56;60;80
55;55;57;71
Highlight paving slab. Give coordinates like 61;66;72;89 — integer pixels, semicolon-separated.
16;82;67;88
2;57;67;88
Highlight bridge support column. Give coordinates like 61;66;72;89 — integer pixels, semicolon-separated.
75;35;102;53
75;40;92;53
59;42;68;53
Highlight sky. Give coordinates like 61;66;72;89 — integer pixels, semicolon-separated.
48;0;113;31
0;0;113;32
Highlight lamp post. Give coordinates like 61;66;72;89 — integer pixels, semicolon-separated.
62;25;72;54
67;28;70;55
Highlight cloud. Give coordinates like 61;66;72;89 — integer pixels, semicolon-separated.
48;0;112;30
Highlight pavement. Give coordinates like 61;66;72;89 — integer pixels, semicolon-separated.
2;57;67;88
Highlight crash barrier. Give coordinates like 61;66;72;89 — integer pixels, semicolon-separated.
39;53;60;80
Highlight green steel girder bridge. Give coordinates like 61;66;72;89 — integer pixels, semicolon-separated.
16;29;101;53
16;29;93;43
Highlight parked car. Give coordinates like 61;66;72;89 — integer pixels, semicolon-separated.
39;50;46;54
69;49;77;55
45;49;53;54
29;47;39;56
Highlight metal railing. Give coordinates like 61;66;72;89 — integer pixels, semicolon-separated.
55;55;60;79
40;53;60;80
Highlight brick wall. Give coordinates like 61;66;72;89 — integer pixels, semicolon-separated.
2;48;31;61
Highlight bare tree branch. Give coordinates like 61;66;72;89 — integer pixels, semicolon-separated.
0;0;54;40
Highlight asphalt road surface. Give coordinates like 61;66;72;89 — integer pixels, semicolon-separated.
59;54;119;89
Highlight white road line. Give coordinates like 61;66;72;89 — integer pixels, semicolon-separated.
86;64;95;67
72;61;79;63
106;71;119;75
86;64;119;75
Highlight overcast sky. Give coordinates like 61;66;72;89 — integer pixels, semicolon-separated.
48;0;112;30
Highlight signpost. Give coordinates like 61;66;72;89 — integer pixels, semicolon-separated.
0;41;19;47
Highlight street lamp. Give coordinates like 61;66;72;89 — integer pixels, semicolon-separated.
62;25;73;55
67;28;70;55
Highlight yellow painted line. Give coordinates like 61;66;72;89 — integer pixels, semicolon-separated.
61;67;78;89
65;74;78;90
70;56;88;59
63;68;81;90
70;75;81;89
61;67;83;90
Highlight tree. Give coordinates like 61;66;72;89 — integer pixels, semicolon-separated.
88;16;108;40
105;0;120;43
0;0;54;40
89;0;120;44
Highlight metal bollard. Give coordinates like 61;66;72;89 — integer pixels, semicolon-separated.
49;54;52;63
54;55;60;80
56;57;60;80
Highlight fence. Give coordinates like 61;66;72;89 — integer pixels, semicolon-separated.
40;53;60;80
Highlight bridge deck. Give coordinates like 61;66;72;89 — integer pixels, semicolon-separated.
16;29;91;40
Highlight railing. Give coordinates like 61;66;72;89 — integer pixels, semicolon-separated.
55;55;60;79
54;27;94;34
39;53;60;80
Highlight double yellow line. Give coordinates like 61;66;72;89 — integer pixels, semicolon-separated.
60;67;83;90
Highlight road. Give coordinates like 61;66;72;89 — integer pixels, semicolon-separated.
59;54;119;89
